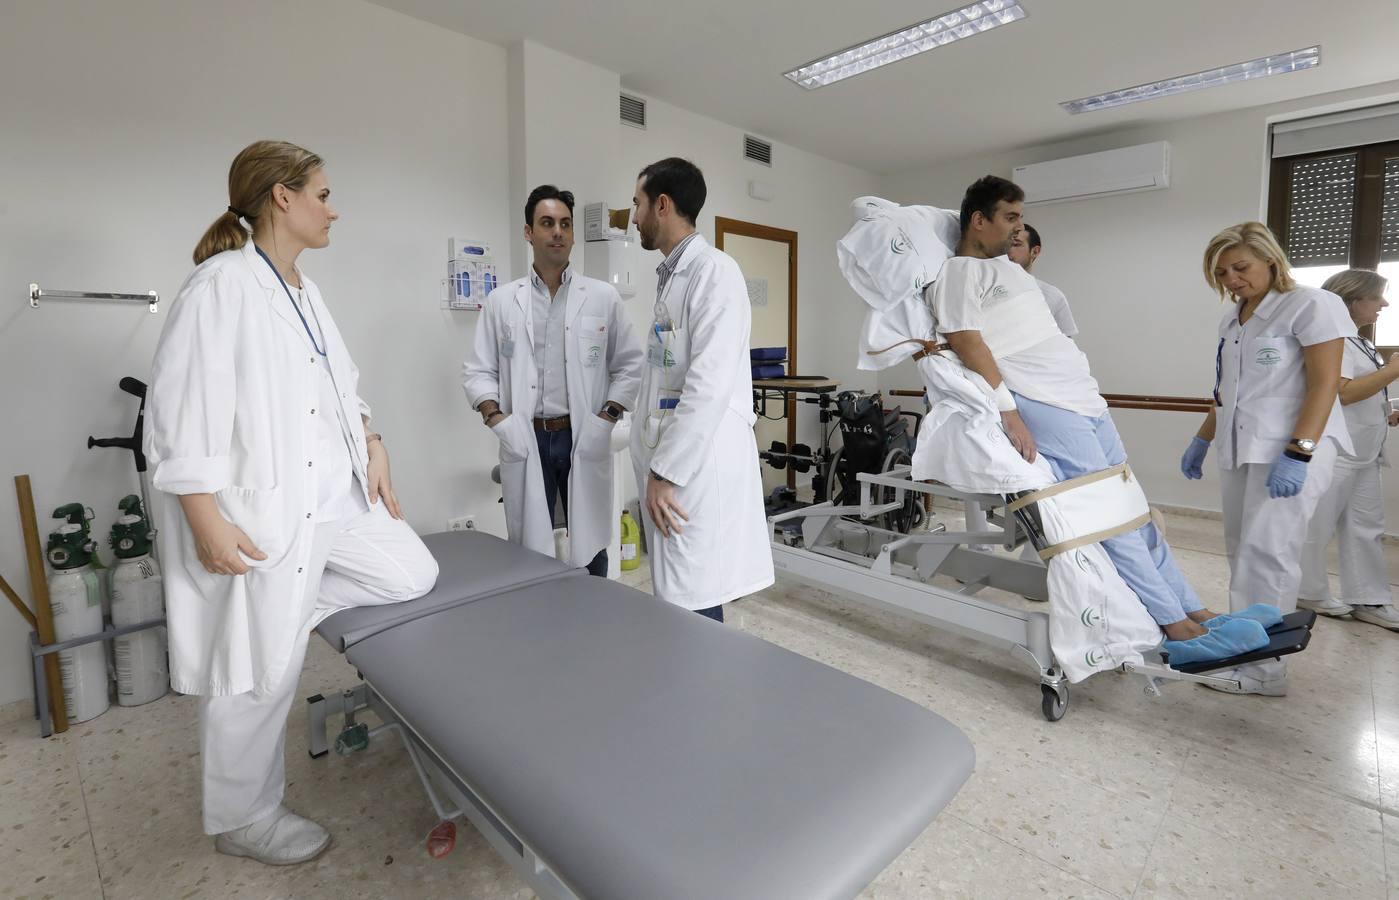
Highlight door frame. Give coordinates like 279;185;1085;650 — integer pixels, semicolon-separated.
714;217;799;488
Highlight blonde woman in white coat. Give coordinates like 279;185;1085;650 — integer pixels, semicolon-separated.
1181;222;1352;695
1299;269;1399;631
146;141;438;865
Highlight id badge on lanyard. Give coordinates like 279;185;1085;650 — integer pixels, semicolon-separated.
648;279;679;370
648;324;677;369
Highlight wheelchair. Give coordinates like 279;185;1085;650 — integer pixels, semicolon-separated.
827;390;925;533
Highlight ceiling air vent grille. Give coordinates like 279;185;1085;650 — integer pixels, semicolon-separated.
620;93;646;129
744;134;773;167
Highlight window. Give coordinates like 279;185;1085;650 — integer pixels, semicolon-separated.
1268;139;1399;348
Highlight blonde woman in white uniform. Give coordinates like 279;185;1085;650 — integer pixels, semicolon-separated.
147;141;439;864
1298;269;1399;631
1181;222;1353;695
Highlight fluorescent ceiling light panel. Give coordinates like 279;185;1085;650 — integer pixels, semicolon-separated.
1060;46;1321;115
784;1;1026;90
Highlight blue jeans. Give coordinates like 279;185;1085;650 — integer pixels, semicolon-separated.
1013;395;1204;626
536;425;608;577
694;605;725;623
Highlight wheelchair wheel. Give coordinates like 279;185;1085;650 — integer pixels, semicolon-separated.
878;447;922;533
828;448;854;507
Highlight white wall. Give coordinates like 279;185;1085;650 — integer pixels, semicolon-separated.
508;41;622;278
0;0;512;709
879;78;1399;522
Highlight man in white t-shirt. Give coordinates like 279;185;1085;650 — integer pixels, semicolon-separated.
1008;223;1079;338
930;176;1231;651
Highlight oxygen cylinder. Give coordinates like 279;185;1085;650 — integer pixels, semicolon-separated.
46;504;110;723
619;511;641;571
109;495;167;706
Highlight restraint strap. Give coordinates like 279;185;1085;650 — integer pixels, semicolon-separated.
1005;463;1133;513
867;338;950;362
1038;512;1151;562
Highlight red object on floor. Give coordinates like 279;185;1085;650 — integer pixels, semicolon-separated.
427;820;457;858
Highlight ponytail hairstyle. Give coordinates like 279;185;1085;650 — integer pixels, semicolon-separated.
193;140;325;264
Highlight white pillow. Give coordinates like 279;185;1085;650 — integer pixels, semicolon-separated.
837;198;961;313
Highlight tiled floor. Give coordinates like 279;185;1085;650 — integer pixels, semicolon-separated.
2;510;1396;899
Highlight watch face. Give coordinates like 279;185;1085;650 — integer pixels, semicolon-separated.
1295;439;1316;451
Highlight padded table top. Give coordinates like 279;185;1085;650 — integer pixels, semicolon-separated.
347;567;974;900
316;530;581;651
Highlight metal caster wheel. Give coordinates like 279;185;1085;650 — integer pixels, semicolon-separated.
1040;683;1068;722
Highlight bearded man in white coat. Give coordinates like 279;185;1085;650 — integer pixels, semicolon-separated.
464;185;644;575
628;157;774;621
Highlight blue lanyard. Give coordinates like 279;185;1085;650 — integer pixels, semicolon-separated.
254;244;326;357
1212;337;1225;407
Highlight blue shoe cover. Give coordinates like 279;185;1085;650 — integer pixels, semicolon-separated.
1204;603;1285;631
1164;617;1269;667
1227;603;1285;630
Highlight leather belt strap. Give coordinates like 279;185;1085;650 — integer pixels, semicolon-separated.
866;338;950;362
1005;463;1133;513
533;414;572;432
1037;512;1151;562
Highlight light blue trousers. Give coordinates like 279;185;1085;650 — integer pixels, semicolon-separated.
1014;394;1204;626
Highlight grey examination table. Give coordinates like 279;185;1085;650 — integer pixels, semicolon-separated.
307;530;974;900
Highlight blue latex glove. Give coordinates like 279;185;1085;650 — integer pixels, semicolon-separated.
1266;452;1309;499
1180;436;1210;480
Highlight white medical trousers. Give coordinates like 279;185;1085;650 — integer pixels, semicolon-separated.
1220;441;1337;614
1299;460;1390;606
199;502;438;834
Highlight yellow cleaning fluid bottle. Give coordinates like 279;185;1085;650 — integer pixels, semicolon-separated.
620;511;641;571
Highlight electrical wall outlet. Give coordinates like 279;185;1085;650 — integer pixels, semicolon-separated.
447;515;476;532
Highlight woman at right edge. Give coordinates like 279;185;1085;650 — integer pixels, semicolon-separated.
1298;269;1399;632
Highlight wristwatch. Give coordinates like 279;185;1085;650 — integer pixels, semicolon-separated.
1289;438;1317;454
601;402;625;422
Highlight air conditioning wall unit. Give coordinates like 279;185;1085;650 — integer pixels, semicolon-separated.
1012;141;1170;205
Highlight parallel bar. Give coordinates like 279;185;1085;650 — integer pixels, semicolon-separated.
889;388;1212;413
29;284;159;313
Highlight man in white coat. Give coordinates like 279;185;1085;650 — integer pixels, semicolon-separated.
464;185;644;574
1008;223;1079;338
628;157;775;621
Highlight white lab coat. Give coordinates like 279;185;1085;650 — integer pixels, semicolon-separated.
1299;337;1393;606
462;273;642;566
1213;285;1353;612
146;242;376;696
629;235;775;609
